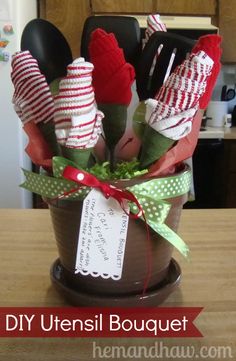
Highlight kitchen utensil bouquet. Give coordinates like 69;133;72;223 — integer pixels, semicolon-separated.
11;28;221;176
11;17;222;276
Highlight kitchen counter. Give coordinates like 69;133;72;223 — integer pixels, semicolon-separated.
224;125;236;139
199;125;236;139
0;209;235;360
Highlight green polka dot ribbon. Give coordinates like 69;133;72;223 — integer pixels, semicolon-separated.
21;156;192;257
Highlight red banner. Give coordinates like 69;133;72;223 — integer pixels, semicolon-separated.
0;307;203;338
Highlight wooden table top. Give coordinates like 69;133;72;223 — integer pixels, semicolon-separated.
0;209;235;360
224;126;236;139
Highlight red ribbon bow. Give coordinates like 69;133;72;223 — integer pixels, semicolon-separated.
62;166;143;218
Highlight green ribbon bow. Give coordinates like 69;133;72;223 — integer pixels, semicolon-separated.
21;157;192;257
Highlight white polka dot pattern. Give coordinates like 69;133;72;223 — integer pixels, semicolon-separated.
21;165;191;257
22;169;89;200
22;163;191;202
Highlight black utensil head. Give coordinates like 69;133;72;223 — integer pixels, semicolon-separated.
21;18;73;84
136;32;195;101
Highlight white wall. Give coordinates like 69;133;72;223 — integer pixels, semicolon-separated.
211;65;236;113
0;0;37;208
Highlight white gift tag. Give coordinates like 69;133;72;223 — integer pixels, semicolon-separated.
75;189;130;280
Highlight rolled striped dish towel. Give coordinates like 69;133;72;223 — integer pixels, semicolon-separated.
146;50;213;141
54;57;104;149
11;50;54;124
138;49;214;168
142;14;167;48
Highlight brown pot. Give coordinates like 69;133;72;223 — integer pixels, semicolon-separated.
47;166;189;301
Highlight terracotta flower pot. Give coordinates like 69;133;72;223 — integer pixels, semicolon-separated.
48;165;189;306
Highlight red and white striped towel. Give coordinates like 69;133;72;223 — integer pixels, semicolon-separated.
54;57;104;149
142;14;167;80
143;14;167;48
11;51;54;124
145;50;213;140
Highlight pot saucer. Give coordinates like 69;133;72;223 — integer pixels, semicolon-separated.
50;258;181;307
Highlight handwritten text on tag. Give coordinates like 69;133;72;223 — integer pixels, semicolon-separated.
75;189;129;280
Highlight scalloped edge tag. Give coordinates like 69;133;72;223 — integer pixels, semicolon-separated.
75;189;129;280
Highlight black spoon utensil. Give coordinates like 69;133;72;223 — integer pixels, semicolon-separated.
21;18;73;84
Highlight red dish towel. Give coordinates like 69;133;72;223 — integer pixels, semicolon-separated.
88;28;135;105
191;34;222;109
